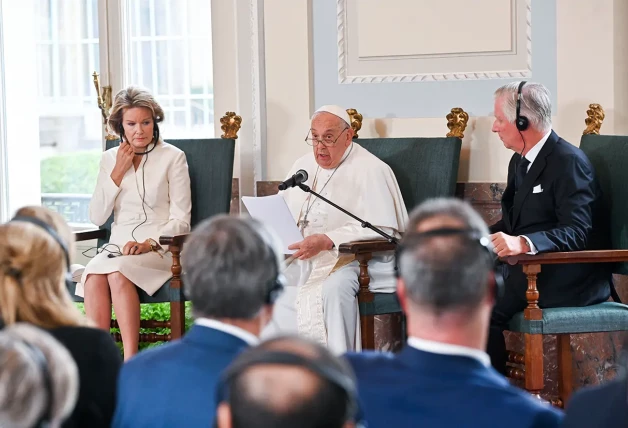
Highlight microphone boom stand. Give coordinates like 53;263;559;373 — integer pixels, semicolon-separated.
297;183;399;244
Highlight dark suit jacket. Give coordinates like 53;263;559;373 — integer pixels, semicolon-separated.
346;346;563;428
48;326;122;428
490;130;611;308
112;325;250;428
563;373;628;428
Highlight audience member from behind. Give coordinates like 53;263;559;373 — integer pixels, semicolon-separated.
345;198;563;428
113;215;284;428
216;336;359;428
0;323;79;428
0;206;122;428
562;335;628;427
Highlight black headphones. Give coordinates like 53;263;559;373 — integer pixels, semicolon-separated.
9;215;73;290
214;350;364;427
118;122;160;155
21;340;54;428
395;227;504;301
515;81;529;131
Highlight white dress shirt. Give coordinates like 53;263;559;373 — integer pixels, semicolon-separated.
519;129;552;255
194;318;259;346
407;336;491;367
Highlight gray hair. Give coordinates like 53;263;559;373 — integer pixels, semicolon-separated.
400;198;493;313
182;215;284;320
494;81;552;132
0;323;79;428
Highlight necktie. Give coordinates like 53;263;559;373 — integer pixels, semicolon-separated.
515;157;530;192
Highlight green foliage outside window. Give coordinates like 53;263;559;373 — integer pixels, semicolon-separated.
41;150;101;194
76;302;194;353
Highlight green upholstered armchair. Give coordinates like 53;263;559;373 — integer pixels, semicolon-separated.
503;105;628;407
338;108;465;350
72;112;240;343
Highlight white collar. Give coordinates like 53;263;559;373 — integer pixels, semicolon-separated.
523;129;552;166
407;336;491;367
194;318;259;346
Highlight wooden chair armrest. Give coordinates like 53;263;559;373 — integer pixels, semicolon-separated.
338;239;397;255
159;234;190;248
74;228;107;242
505;249;628;266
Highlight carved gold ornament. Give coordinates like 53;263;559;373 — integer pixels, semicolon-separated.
446;107;469;138
583;103;605;135
220;112;242;139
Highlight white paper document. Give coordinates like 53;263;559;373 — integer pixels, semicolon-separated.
242;194;303;254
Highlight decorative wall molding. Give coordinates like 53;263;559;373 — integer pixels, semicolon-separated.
336;0;532;84
234;0;267;200
249;0;267;182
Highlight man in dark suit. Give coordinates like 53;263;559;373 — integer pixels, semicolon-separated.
488;81;611;374
112;216;285;428
346;198;563;428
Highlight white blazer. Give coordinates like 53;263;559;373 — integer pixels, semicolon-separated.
77;141;192;297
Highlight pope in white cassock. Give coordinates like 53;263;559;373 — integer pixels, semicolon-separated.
262;105;408;353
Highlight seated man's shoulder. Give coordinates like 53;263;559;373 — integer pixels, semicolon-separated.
563;378;628;427
123;338;189;371
345;351;397;373
554;136;591;161
474;375;563;424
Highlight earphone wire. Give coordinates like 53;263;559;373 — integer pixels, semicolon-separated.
130;149;150;243
81;243;123;259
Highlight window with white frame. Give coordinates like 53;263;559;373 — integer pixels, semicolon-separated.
127;0;214;139
1;0;215;227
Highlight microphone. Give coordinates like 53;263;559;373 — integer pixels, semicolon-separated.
278;169;308;191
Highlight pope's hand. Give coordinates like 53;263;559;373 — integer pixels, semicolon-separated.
288;234;334;260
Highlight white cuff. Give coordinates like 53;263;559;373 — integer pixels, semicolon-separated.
520;235;538;255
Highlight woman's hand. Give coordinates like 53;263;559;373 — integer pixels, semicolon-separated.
122;240;151;256
110;142;135;186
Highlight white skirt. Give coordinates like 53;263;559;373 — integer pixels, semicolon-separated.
76;250;173;297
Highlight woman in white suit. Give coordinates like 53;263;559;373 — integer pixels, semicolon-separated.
79;86;192;359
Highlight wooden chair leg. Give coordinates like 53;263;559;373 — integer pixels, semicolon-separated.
356;253;375;350
170;301;185;339
558;334;573;406
524;333;544;398
523;264;544;398
168;242;185;340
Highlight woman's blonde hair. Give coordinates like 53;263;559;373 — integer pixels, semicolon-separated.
0;323;79;428
0;206;87;328
107;86;165;137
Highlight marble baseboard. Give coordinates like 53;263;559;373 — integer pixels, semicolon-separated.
374;313;404;353
249;180;626;397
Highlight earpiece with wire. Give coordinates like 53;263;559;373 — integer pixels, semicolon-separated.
514;81;528;191
115;119;160;244
129;123;159;243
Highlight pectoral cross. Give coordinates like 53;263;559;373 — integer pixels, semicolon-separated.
298;218;309;233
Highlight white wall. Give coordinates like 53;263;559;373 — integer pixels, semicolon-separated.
263;0;628;183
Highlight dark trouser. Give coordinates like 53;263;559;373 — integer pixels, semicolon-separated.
487;265;527;375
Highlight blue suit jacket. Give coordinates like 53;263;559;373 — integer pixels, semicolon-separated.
112;325;250;428
346;346;564;428
563;374;628;428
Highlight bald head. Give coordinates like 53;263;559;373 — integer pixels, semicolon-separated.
218;337;356;428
